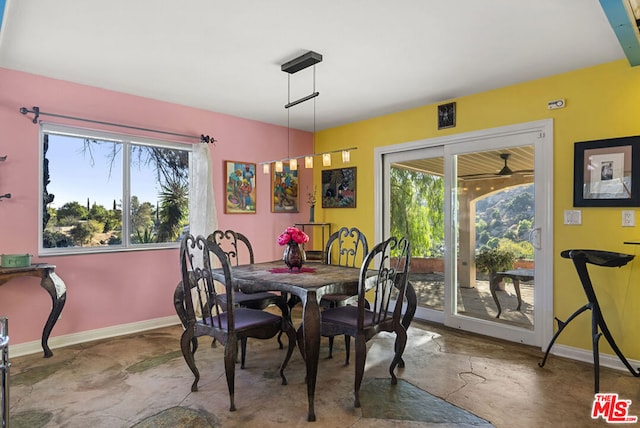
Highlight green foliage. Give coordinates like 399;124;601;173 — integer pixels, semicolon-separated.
57;201;89;221
69;220;103;246
43;230;72;248
130;196;155;236
390;166;444;257
157;180;188;242
133;227;156;244
495;237;533;259
475;247;516;274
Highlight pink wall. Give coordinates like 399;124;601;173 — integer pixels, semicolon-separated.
0;68;313;346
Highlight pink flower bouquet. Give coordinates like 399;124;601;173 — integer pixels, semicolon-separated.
278;226;309;246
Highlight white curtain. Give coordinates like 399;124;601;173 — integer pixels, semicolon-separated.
188;143;219;312
189;142;217;239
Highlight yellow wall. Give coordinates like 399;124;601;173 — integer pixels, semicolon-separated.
313;59;640;357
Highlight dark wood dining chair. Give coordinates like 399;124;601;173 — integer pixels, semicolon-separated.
317;236;411;408
175;229;287;368
207;230;289;365
178;234;296;412
321;226;368;361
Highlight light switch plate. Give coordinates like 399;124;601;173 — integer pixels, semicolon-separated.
564;209;582;225
622;210;635;227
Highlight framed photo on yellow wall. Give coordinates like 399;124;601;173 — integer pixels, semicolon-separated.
573;136;640;207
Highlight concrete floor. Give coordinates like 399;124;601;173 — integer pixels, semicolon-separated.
6;315;640;427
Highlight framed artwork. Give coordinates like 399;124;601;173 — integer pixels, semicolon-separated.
321;167;356;208
224;160;256;214
573;136;640;207
271;163;299;212
438;102;456;129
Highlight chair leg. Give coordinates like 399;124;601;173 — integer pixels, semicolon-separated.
279;320;297;385
240;338;248;369
224;341;237;411
180;329;200;392
328;336;334;359
390;326;407;384
353;334;367;408
344;335;351;365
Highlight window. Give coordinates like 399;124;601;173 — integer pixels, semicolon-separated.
40;123;191;254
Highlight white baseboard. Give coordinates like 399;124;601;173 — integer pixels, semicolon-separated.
549;343;640;374
8;315;181;358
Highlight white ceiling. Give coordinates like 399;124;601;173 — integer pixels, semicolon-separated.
0;0;625;132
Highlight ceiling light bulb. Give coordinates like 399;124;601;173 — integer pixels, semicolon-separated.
342;150;350;163
305;156;314;168
322;153;331;167
275;161;283;173
290;158;298;170
263;163;270;174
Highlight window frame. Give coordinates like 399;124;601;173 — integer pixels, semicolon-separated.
39;122;192;256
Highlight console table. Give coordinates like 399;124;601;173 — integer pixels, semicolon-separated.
294;222;331;261
0;264;66;357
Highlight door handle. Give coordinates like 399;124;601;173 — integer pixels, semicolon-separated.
528;227;542;250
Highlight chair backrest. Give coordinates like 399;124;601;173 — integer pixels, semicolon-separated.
358;236;411;329
207;229;255;266
324;227;369;267
180;234;236;332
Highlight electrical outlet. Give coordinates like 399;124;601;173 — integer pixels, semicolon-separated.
564;210;582;225
622;210;635;227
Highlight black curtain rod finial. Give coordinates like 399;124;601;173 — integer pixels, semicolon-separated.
20;106;39;123
200;135;217;144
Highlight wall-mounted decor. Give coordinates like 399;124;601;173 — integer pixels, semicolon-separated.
272;162;299;213
322;167;356;208
438;102;456;129
224;160;256;214
573;136;640;207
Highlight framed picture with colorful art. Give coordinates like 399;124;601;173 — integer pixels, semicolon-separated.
224;160;256;214
271;162;299;213
321;167;356;208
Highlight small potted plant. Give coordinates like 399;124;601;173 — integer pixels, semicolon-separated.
475;247;516;289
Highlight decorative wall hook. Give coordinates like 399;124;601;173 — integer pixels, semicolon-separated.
0;194;11;201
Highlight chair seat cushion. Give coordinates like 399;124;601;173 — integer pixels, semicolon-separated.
202;308;282;331
321;305;375;328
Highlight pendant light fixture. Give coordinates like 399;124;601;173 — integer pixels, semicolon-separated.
260;51;357;173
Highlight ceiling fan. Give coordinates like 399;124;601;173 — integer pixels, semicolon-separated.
459;153;534;180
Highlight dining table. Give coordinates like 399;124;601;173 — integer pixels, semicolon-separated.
210;260;417;422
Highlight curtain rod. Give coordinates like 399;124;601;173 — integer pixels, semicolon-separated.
19;106;216;143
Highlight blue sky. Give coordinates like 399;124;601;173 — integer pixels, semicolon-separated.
47;135;161;210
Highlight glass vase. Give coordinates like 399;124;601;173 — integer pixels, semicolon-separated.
283;242;306;271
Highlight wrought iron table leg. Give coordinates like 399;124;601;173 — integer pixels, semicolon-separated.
40;271;66;358
301;291;320;422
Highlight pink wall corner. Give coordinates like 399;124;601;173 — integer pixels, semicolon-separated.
0;67;313;347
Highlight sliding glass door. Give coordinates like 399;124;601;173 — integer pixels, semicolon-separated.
378;120;553;346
